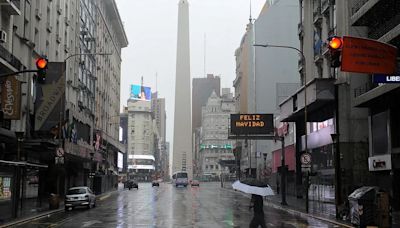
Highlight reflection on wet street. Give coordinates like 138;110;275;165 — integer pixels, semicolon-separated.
17;182;346;227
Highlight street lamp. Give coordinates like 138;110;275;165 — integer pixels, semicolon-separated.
253;43;308;207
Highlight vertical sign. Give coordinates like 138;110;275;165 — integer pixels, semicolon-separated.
34;62;66;131
1;76;21;120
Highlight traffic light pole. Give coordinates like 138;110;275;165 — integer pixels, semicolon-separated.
0;70;39;78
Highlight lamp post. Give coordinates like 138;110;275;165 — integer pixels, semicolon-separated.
253;43;307;207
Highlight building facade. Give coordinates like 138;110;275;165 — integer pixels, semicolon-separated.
199;90;235;179
0;0;127;221
192;74;221;133
349;0;400;222
151;93;167;178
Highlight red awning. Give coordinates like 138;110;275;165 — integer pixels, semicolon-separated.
272;144;295;173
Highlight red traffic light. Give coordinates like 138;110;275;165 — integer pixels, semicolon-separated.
36;58;48;69
329;37;343;50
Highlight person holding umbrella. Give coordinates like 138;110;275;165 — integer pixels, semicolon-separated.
232;179;273;228
249;194;266;228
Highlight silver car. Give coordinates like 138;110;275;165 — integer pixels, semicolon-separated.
65;187;96;211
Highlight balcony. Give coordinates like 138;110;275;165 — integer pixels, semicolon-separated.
0;0;21;15
0;44;23;71
313;7;322;25
279;78;336;122
354;83;400;107
350;0;382;26
369;14;400;40
321;0;330;14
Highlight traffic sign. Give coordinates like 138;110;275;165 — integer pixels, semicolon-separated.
300;153;312;165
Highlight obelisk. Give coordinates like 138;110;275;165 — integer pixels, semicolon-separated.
172;0;193;179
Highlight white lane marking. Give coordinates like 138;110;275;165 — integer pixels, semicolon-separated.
82;220;102;227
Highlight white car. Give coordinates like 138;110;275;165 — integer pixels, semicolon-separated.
65;187;96;211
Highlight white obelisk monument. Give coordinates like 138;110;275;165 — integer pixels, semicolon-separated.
172;0;193;179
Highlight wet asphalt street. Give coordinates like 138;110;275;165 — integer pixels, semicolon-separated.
16;182;346;228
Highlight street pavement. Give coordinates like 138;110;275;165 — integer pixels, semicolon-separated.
14;182;347;228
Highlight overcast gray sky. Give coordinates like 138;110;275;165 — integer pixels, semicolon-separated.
116;0;266;145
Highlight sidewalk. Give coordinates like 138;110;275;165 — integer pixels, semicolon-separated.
0;184;123;228
222;181;354;228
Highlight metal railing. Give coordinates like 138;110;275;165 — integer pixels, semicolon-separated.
11;0;21;9
0;44;24;70
353;82;378;98
368;14;400;40
351;0;370;15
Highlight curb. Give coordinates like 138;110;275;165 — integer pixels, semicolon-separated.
222;187;354;228
0;189;120;228
0;208;64;228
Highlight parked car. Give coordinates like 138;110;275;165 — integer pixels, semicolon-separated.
191;180;200;187
65;187;96;211
152;180;160;187
126;180;138;190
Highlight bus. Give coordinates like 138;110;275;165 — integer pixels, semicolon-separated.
128;155;155;182
172;171;188;187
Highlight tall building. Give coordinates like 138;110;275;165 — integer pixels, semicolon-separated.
172;0;192;178
277;0;386;219
0;0;127;221
348;0;400;222
126;96;156;181
192;74;221;133
233;0;300;178
151;92;167;177
252;0;300;179
199;90;235;178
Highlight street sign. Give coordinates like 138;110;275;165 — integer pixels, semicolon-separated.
300;153;312;165
373;74;400;83
230;114;274;135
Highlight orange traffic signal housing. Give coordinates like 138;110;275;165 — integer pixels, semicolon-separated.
328;36;343;68
36;58;48;69
329;37;343;50
36;58;48;83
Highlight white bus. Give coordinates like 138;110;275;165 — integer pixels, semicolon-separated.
172;171;188;187
128;155;155;182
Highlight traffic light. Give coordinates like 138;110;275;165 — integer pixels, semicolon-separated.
328;36;343;68
35;57;48;83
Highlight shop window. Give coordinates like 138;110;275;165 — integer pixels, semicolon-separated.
0;176;12;200
372;111;388;155
391;108;400;149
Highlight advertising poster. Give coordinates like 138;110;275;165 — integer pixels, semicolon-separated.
130;85;152;101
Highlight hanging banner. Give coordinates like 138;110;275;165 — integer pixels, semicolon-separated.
34;62;66;131
1;76;21;120
341;36;397;74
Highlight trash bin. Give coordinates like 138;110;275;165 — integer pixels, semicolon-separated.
348;186;377;227
49;193;60;209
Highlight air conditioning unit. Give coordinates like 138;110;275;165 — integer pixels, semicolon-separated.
0;30;7;43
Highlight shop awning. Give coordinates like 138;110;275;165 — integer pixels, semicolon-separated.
0;160;48;168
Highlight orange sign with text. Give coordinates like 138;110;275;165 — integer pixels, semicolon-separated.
341;36;397;74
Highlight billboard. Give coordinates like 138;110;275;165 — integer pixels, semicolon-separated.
230;114;274;135
341;36;398;74
130;85;151;101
